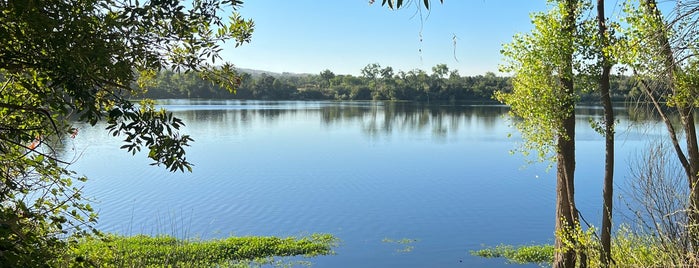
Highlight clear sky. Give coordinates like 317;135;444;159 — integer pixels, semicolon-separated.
220;1;616;76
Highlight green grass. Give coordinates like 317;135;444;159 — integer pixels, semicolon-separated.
470;226;691;267
58;233;338;267
471;244;554;265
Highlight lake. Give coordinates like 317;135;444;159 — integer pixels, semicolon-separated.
66;100;665;267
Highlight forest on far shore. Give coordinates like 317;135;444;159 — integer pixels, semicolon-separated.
139;63;638;102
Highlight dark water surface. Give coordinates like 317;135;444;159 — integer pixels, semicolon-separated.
67;100;663;267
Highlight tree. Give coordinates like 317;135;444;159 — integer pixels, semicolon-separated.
619;0;699;252
253;73;276;99
594;0;616;265
379;66;397;99
320;69;335;87
430;64;449;102
0;0;253;265
361;63;383;99
496;1;582;267
361;63;381;82
445;69;463;101
380;66;394;79
431;63;449;79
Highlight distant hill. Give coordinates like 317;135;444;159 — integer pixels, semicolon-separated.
235;68;313;78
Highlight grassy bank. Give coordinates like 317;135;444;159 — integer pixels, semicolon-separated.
57;233;338;267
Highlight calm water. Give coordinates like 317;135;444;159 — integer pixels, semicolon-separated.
66;100;664;267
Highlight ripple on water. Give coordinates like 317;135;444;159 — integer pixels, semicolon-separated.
69;101;662;268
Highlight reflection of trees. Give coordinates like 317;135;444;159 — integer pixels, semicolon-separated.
172;108;297;134
153;101;681;140
319;102;510;138
162;101;512;140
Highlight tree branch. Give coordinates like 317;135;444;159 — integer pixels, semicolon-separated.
637;75;691;177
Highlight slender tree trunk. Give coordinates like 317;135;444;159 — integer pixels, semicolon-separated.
553;2;579;268
597;0;615;266
680;109;699;248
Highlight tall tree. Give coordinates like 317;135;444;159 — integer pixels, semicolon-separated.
361;63;383;99
496;1;582;267
361;63;382;82
320;69;335;87
430;64;449;102
620;0;699;251
431;63;449;78
0;0;253;265
595;0;616;265
380;66;394;80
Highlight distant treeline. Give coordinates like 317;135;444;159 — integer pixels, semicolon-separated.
140;63;639;102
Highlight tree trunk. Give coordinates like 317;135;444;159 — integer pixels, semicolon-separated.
554;110;578;268
553;2;579;267
680;109;699;248
597;0;615;266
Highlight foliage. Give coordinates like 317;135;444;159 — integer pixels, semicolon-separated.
471;244;554;265
610;226;680;267
497;1;584;267
616;0;677;79
556;220;598;263
471;226;686;267
57;233;338;268
618;0;699;249
496;0;586;162
0;149;96;267
138;64;640;102
138;63;641;103
373;0;443;10
0;0;253;266
106;99;194;172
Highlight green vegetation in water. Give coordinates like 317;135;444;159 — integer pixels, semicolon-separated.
471;244;554;265
382;237;419;253
470;226;684;267
58;233;338;268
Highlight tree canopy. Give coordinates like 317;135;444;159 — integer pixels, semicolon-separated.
0;0;253;265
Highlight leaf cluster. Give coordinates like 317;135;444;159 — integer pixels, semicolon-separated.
497;1;584;162
375;0;443;10
106;99;194;172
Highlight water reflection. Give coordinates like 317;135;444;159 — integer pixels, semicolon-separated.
164;101;513;141
67;99;684;268
161;100;675;144
319;103;509;138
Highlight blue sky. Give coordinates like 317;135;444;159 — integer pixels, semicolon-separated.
221;1;621;76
